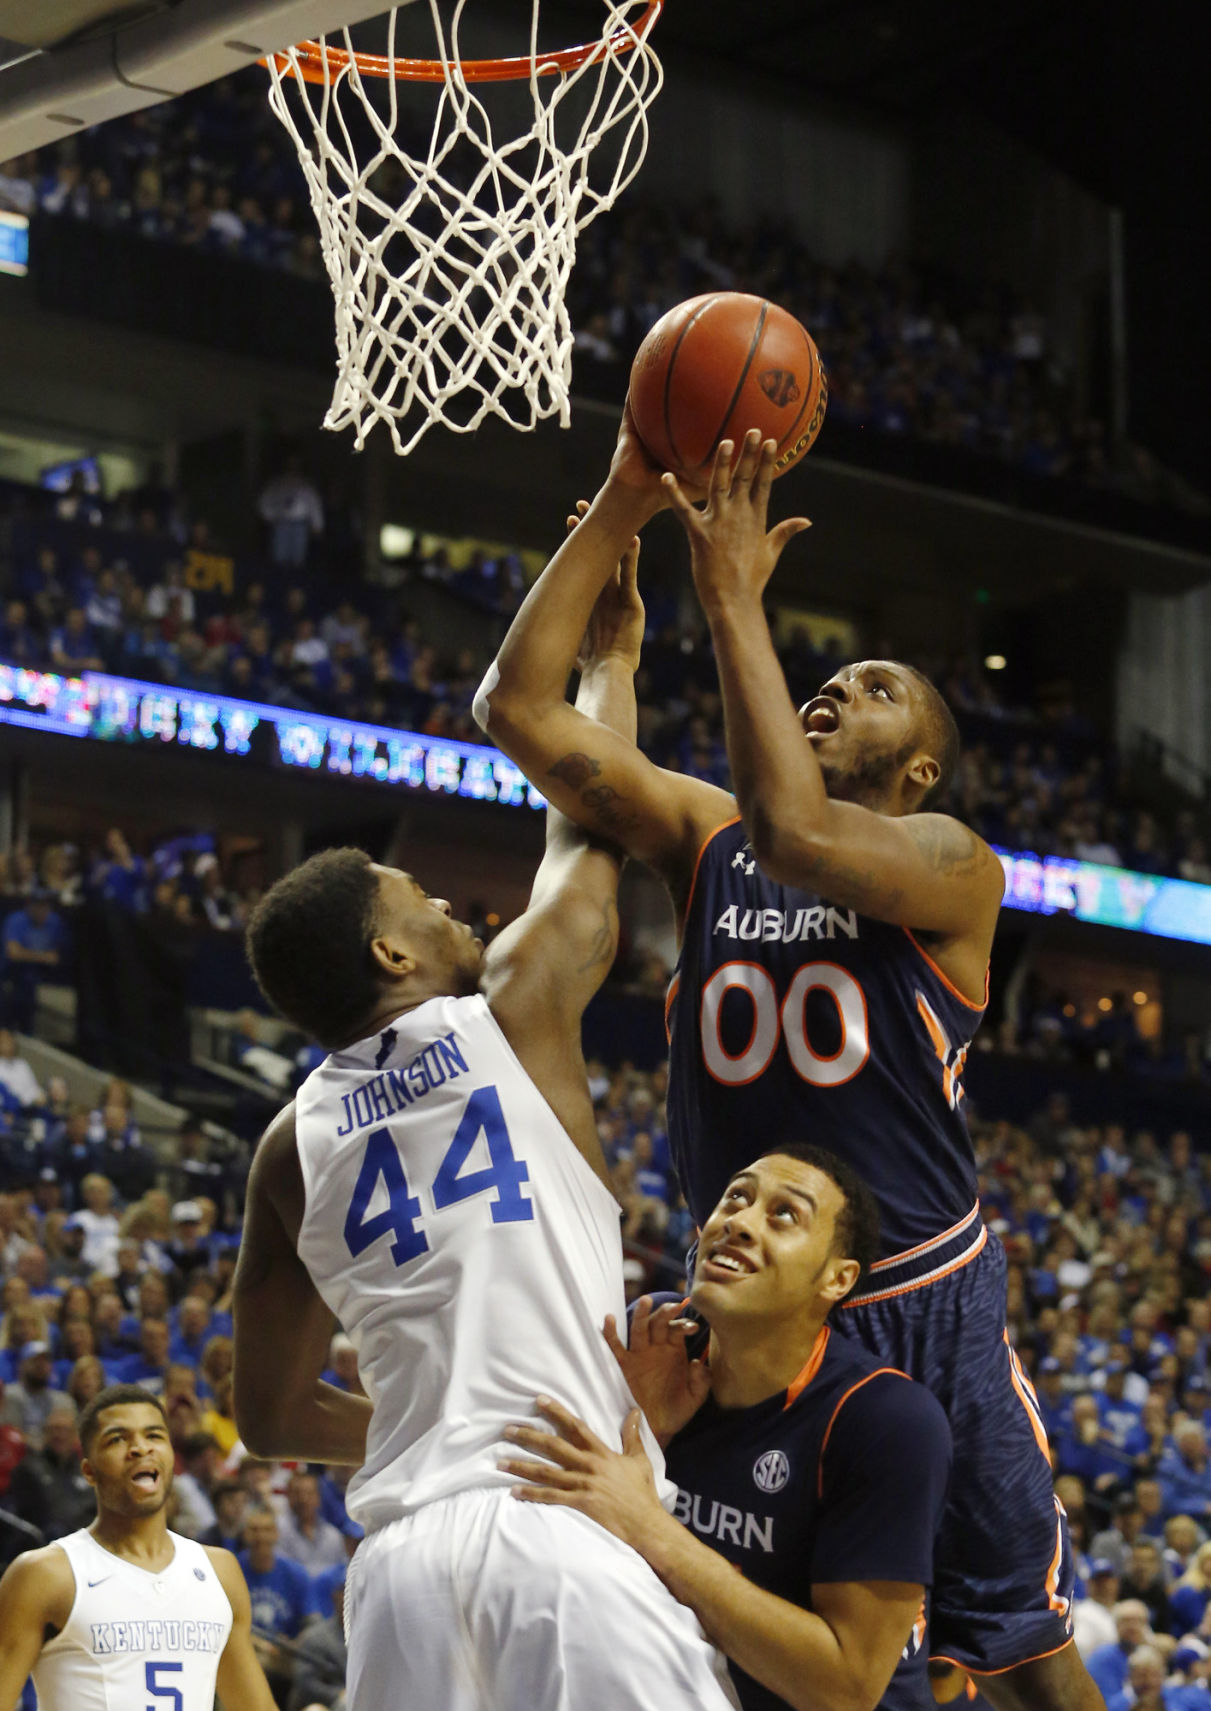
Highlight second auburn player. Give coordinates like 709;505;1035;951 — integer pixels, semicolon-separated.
477;417;1106;1711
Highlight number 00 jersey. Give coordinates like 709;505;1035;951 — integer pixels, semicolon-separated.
32;1528;232;1711
667;820;985;1256
295;992;670;1530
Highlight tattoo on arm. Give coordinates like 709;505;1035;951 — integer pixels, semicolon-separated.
549;752;642;838
549;752;602;790
904;816;984;877
575;899;619;975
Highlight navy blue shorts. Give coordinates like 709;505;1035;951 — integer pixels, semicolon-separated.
836;1224;1075;1678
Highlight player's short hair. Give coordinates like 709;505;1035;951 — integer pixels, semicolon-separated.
901;665;960;810
755;1142;881;1291
246;846;382;1045
78;1384;169;1456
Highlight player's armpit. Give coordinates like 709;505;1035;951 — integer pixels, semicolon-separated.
208;1549;278;1711
0;1547;74;1704
232;1110;371;1465
755;802;1004;940
810;1580;927;1711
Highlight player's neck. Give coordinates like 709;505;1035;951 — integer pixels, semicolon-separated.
707;1312;830;1410
90;1510;175;1571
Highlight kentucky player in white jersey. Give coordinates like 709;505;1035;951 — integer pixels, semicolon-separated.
232;551;738;1711
0;1384;274;1710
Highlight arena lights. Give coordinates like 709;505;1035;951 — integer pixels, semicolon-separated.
0;661;545;811
993;847;1211;947
6;661;1211;945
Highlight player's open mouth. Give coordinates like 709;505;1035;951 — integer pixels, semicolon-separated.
801;698;840;736
701;1245;757;1278
131;1468;162;1491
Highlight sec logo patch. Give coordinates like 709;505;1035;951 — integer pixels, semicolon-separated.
753;1449;789;1493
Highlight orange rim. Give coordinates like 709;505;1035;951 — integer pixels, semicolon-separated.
265;1;662;85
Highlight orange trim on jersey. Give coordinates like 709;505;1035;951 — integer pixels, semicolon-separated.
664;974;680;1045
902;928;988;1012
930;1636;1075;1678
816;1367;910;1497
1043;1498;1069;1617
783;1325;830;1411
681;815;743;933
866;1202;980;1274
841;1226;987;1308
1004;1330;1051;1462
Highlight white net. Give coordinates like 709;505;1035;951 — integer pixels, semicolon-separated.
265;2;663;455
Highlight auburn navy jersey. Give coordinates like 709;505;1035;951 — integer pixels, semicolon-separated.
665;1317;952;1711
667;818;985;1255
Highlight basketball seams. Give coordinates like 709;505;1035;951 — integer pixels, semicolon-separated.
663;297;717;475
695;299;769;469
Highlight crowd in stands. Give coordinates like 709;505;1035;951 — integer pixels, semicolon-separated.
8;1013;1211;1700
4;463;1211;900
2;69;1200;512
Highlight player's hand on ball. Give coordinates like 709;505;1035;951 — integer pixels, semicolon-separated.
500;1397;669;1554
566;500;645;675
663;430;810;610
603;1297;711;1445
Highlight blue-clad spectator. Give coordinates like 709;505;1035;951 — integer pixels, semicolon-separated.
2;890;67;1032
48;607;104;673
1056;1394;1123;1489
1168;1541;1211;1637
239;1505;311;1691
1097;1365;1149;1472
0;598;40;667
167;1295;214;1368
1104;1642;1182;1710
89;827;148;911
309;1560;346;1622
1086;1601;1153;1703
1160;1423;1211;1523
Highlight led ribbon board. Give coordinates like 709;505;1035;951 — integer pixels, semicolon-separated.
5;662;1210;942
0;662;545;810
994;847;1211;947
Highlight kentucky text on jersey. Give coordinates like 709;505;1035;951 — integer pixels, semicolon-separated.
335;1031;470;1136
89;1618;227;1653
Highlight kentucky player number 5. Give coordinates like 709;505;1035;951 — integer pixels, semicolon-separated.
145;1660;184;1710
344;1084;534;1267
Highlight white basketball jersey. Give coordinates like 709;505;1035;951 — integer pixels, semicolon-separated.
295;992;670;1529
32;1528;232;1711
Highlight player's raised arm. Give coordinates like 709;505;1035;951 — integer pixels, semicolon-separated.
477;411;734;889
232;1102;373;1465
664;433;1005;943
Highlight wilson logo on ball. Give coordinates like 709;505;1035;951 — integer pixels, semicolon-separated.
758;368;800;408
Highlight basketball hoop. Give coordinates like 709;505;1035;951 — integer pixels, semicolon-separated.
264;2;663;455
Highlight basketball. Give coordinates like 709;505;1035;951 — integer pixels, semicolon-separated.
627;291;827;482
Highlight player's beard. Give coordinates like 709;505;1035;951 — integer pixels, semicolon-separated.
817;735;918;809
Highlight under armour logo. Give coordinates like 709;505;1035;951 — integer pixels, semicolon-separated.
374;1028;397;1070
758;368;800;408
731;848;757;878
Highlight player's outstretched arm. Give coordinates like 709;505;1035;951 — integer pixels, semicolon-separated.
477;410;734;890
207;1547;278;1711
665;434;1004;940
233;1103;373;1465
0;1547;74;1706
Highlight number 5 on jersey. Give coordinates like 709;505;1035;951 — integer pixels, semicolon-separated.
343;1084;534;1268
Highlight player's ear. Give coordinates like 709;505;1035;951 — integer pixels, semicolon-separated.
368;931;416;982
907;751;940;796
80;1454;98;1491
820;1255;861;1306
